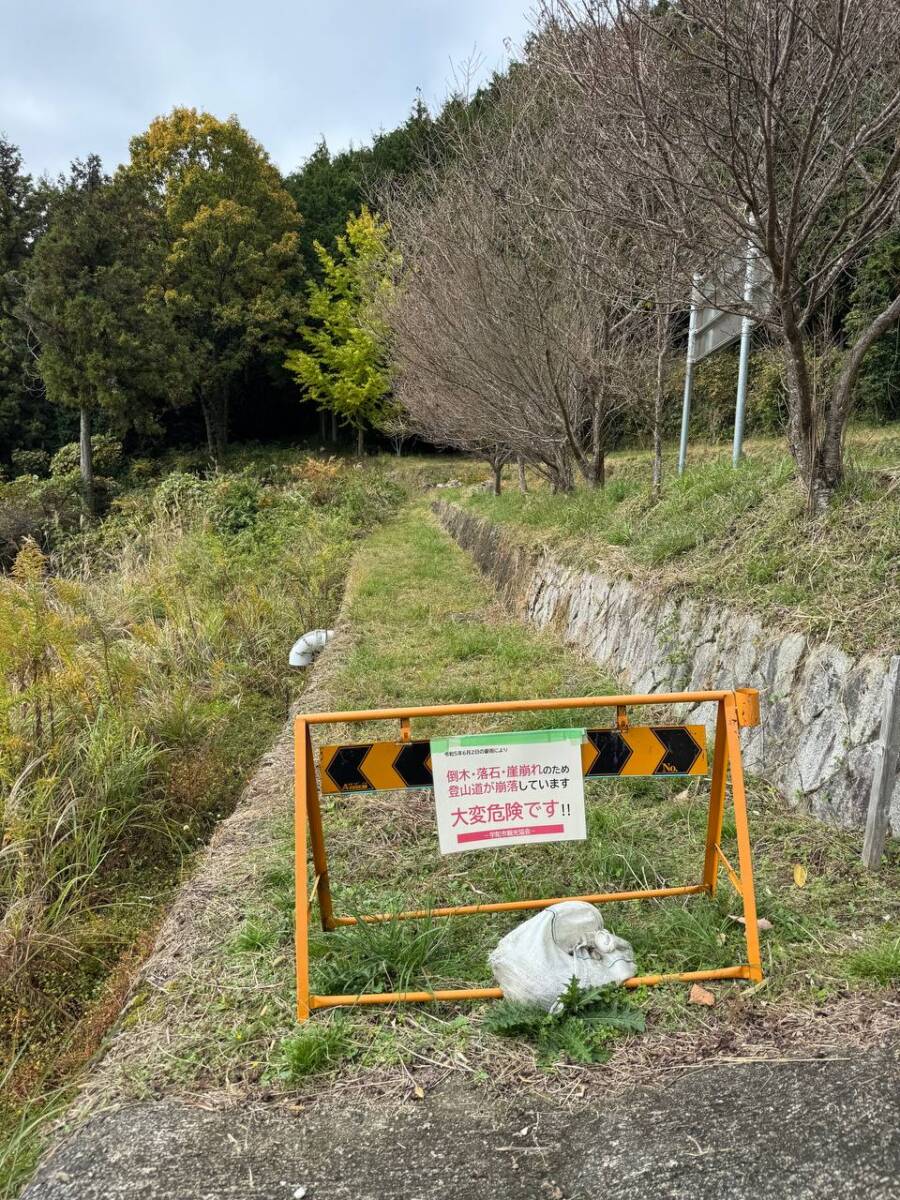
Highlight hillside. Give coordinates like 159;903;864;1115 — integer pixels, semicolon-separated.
457;427;900;657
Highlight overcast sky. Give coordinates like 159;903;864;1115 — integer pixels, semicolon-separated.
1;0;534;180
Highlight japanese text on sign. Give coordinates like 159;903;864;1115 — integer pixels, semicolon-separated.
430;729;587;854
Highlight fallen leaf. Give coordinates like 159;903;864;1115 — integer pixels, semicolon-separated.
689;984;716;1007
793;864;808;888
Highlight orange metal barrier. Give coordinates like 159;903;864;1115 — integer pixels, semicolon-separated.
294;687;763;1020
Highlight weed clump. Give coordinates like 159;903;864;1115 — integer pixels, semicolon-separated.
847;935;900;985
484;978;646;1065
274;1019;356;1081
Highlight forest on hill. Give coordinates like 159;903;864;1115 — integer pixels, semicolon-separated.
0;0;898;543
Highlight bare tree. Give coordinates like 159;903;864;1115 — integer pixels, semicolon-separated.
384;57;651;492
546;0;900;509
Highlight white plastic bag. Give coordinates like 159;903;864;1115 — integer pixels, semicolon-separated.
488;900;637;1011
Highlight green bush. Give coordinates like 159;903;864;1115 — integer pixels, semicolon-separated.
207;471;263;534
845;232;900;423
50;435;123;479
126;457;160;485
0;473;83;567
152;471;208;522
10;449;50;479
668;345;789;438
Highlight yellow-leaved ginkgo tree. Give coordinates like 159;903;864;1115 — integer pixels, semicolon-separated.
285;207;399;456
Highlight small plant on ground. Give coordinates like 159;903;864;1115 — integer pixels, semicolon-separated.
847;935;900;985
313;915;460;997
273;1019;356;1082
484;978;646;1066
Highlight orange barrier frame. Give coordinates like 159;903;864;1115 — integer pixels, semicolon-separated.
294;687;763;1020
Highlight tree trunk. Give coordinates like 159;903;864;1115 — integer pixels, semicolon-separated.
491;460;503;495
331;411;338;443
550;450;575;494
652;338;666;502
781;321;819;508
588;398;606;489
517;457;528;493
79;404;95;518
820;292;900;504
356;426;364;458
651;409;663;500
201;394;228;466
319;409;327;444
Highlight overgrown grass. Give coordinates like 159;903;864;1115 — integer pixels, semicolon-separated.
0;450;404;1197
124;499;898;1104
458;425;900;654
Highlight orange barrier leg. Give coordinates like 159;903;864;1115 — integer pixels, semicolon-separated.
724;694;763;982
294;719;311;1022
702;700;729;894
303;723;336;931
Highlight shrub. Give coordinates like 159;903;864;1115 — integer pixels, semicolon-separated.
10;449;51;479
207;471;263;534
152;471;208;524
126;458;159;485
50;435;123;479
0;474;83;567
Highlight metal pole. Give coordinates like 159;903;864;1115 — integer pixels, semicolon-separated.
678;273;702;476
732;237;757;466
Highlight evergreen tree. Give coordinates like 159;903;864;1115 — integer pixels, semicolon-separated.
23;157;186;513
285;140;366;276
0;136;47;459
128;108;302;461
285;95;438;278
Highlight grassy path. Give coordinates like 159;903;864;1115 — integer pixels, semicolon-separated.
61;498;900;1112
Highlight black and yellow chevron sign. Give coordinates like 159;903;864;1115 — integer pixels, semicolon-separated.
580;725;707;778
319;725;707;794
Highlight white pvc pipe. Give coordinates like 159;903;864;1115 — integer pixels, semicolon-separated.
289;628;334;668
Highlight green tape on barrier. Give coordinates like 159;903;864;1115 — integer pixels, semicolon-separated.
430;727;586;755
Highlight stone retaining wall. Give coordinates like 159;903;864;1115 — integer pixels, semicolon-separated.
434;501;897;833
